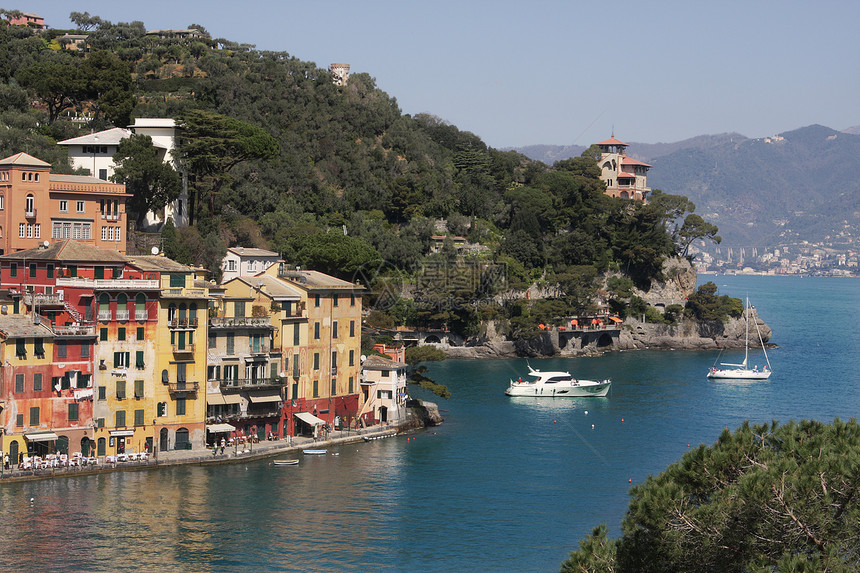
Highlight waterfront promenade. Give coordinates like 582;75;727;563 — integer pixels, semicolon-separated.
0;424;400;483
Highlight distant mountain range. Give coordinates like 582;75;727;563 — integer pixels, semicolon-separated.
511;125;860;247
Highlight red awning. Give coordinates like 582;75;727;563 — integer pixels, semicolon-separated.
570;319;578;326
609;316;622;323
591;319;599;324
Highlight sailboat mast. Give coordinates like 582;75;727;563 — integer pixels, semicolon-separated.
744;297;750;367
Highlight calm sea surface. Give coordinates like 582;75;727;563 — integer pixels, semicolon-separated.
1;276;857;572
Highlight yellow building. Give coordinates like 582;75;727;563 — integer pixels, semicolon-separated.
265;266;364;434
124;255;210;454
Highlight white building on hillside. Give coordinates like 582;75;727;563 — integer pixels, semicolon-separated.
358;355;408;425
58;118;189;228
221;247;283;283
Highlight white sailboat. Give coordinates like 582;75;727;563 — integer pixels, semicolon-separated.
707;297;772;380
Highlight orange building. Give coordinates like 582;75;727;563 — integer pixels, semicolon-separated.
594;136;651;202
0;153;130;255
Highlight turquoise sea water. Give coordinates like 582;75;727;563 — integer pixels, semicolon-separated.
0;276;857;572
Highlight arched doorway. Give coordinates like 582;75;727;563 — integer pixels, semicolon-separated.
80;437;90;457
9;441;18;467
97;437;106;456
160;428;169;452
175;428;189;450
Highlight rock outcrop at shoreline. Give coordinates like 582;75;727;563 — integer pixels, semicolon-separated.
424;257;774;359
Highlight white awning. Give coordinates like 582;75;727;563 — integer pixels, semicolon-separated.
295;412;326;426
206;423;236;433
110;429;135;437
25;432;58;442
223;394;243;404
207;393;226;405
248;392;281;404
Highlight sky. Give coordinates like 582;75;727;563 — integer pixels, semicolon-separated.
19;0;860;149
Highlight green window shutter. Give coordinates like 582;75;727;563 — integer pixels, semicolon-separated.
98;386;106;400
137;327;144;340
116;380;126;399
15;338;25;357
68;403;79;421
134;379;144;398
176;398;186;416
118;327;126;341
94;266;104;279
331;378;336;395
170;273;184;287
116;410;126;427
313;380;318;398
136;351;144;368
30;406;40;426
293;353;299;378
134;409;144;426
293;324;300;346
100;328;108;341
97;417;105;428
15;374;24;393
313;353;319;370
348;376;354;394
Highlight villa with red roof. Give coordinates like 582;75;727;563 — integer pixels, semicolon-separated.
594;136;651;202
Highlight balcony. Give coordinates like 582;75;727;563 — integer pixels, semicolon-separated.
115;310;129;321
248;342;271;355
25;208;36;218
22;292;65;306
168;381;199;394
98;310;112;321
57;277;161;290
52;324;96;337
169;317;199;329
171;343;196;355
218;377;284;390
102;212;120;221
135;310;148;321
209;316;273;329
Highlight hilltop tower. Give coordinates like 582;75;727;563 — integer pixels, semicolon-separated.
594;135;651;202
330;63;350;86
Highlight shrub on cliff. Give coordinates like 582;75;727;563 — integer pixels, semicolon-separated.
684;282;743;322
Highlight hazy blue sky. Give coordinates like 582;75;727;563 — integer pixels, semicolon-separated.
22;0;860;148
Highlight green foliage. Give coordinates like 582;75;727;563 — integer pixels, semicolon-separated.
684;281;743;321
566;419;860;571
405;346;446;365
112;134;182;228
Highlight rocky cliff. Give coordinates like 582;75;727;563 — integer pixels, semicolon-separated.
427;257;773;359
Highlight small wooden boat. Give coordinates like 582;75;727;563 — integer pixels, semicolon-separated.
273;459;299;466
302;449;327;455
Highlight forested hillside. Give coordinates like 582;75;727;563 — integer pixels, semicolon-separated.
0;11;721;337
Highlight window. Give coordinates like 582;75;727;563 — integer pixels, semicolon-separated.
170;274;184;288
15;338;25;358
19;223;25;238
34;338;44;357
34;223;40;238
134;379;144;399
98;386;106;400
176;398;186;416
136;350;144;369
10;263;16;277
100;328;108;341
101;226;108;241
314;322;320;340
382;370;390;378
331;378;337;395
313;380;319;398
209;332;216;349
68;403;79;421
332;321;338;339
293;353;300;378
137;327;144;340
47;264;54;278
314;294;320;307
59;200;68;213
331;351;337;372
115;410;126;428
108;227;114;241
118;327;126;341
15;374;24;393
114;351;130;368
34;373;42;392
350;294;356;306
293;324;300;346
57;340;67;358
234;301;245;318
157;402;166;417
16;414;23;427
25;194;34;214
81;342;89;358
30;407;40;426
26;224;32;238
116;380;126;399
350;320;355;337
76;200;85;213
29;263;36;278
333;295;339;307
134;409;144;426
313;353;319;370
0;194;4;209
349;350;354;366
115;227;121;242
227;260;237;272
226;333;234;354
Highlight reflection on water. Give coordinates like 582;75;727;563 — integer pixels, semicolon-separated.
0;277;856;572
